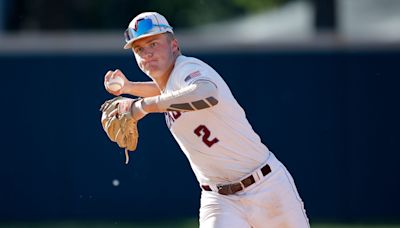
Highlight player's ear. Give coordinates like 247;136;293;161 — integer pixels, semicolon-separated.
171;38;180;53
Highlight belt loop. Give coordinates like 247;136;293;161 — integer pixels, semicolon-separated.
239;181;245;190
256;169;264;181
209;185;219;192
252;169;261;182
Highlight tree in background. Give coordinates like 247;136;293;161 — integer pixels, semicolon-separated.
4;0;290;31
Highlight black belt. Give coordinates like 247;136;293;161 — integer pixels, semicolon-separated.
201;164;271;195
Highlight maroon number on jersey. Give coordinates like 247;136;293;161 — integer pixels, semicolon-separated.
194;125;219;147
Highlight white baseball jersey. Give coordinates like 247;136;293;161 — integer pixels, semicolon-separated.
164;55;270;185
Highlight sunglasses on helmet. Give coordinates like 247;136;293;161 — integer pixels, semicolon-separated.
124;18;173;43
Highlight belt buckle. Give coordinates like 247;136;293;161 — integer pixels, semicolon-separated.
217;184;233;195
217;183;242;195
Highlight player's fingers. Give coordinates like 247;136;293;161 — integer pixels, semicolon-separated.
114;69;122;76
104;70;113;81
105;70;121;94
104;71;113;88
111;69;121;79
105;70;125;96
113;69;127;81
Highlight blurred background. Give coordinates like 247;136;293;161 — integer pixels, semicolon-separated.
0;0;399;227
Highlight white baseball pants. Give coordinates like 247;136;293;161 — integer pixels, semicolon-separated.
199;153;310;228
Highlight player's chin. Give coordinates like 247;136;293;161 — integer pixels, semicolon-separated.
144;67;161;77
144;63;159;71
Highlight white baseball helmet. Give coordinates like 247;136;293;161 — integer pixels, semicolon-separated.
124;12;174;49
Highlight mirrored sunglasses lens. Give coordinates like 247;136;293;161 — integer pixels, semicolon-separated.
124;19;155;43
135;19;153;36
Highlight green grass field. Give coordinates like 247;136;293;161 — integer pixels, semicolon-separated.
1;219;399;228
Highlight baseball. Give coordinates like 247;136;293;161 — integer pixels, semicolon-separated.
107;76;124;91
112;179;120;187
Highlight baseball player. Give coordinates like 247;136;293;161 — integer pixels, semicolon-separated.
104;12;310;228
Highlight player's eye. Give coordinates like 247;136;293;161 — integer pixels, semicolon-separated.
135;47;143;54
150;42;158;48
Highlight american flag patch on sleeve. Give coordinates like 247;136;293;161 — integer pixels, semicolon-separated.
184;70;201;82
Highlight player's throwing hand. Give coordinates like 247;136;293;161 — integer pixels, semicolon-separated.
104;69;129;96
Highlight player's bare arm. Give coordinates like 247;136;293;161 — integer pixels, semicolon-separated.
124;81;161;97
134;80;218;115
104;69;161;97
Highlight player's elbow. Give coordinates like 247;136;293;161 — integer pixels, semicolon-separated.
190;80;219;109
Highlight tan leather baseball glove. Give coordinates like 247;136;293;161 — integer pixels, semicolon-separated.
100;96;139;164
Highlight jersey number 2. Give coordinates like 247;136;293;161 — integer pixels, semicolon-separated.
194;125;219;147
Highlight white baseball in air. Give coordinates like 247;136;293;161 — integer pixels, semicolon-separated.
107;76;124;91
112;179;120;187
